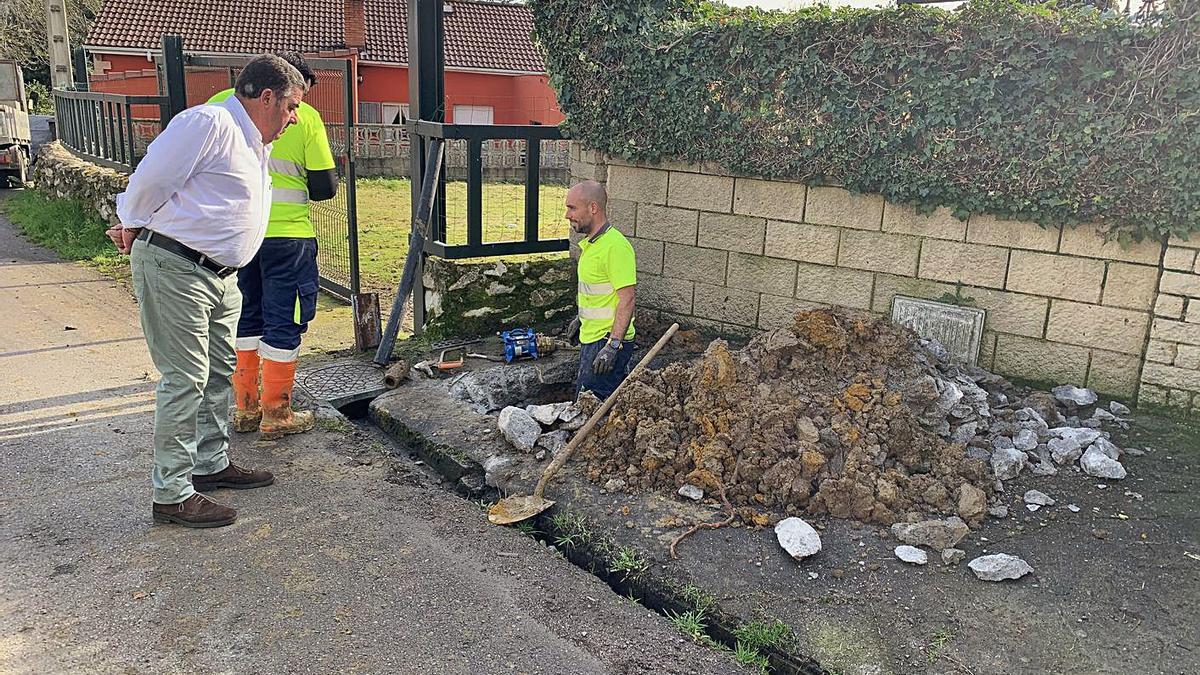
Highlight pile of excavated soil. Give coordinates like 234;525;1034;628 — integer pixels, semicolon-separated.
579;310;992;525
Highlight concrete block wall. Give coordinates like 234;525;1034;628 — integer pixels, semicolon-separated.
1140;237;1200;414
570;144;1177;405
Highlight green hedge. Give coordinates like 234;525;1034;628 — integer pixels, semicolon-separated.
531;0;1200;240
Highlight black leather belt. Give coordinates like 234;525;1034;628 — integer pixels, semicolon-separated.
137;229;239;278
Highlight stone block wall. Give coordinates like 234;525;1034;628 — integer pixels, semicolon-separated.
31;141;128;225
1139;237;1200;414
423;257;575;340
570;144;1179;406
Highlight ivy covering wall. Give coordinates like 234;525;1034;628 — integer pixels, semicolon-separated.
531;0;1200;240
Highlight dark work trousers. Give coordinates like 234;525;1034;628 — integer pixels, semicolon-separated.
575;338;638;401
236;237;319;356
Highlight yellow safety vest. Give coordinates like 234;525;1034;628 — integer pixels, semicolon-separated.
207;89;336;238
576;225;637;344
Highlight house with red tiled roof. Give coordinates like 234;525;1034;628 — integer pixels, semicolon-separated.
83;0;563;126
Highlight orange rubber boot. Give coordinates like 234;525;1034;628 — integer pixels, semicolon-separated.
232;349;262;433
259;358;314;439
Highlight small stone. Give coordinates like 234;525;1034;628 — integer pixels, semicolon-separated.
969;553;1034;581
941;548;966;565
604;478;626;492
1031;462;1058;477
1091;408;1116;423
1110;401;1131;416
1015;407;1049;430
991;447;1028;481
992;436;1016;451
1048;437;1084;465
987;504;1009;519
534;450;547;461
1049;427;1104;447
1090;437;1122;460
485;281;515;296
536;430;570;456
1024;490;1055;507
625;521;635;529
1125;447;1146;457
957;484;987;522
775;517;822;560
951;422;979;445
1013;429;1039;452
895;545;928;565
482;260;508;277
1052;385;1098;408
1080;447;1126;480
677;484;704;501
890;517;970;551
796;417;820;444
526;402;568;426
1067;504;1080;513
498;406;541;452
832;568;845;580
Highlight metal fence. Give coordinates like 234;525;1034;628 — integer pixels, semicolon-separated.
52;89;166;171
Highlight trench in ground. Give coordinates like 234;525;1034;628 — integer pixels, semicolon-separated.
333;384;828;675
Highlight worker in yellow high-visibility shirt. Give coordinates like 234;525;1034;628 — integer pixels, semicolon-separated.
208;52;337;438
564;180;638;401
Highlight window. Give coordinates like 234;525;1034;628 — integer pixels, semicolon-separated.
381;103;409;125
453;105;494;125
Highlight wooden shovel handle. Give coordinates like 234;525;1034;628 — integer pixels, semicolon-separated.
532;323;679;498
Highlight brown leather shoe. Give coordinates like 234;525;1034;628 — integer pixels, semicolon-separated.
152;494;237;528
192;463;275;492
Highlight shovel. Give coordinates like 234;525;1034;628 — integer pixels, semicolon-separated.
487;323;679;525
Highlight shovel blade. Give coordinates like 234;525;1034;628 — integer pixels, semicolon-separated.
487;495;555;525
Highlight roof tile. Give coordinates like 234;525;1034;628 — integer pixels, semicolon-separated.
85;0;545;73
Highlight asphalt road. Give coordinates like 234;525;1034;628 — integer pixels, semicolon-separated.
0;189;746;675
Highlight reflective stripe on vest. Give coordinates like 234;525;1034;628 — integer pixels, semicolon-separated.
274;187;309;205
578;281;614;295
578;305;615;321
269;157;305;178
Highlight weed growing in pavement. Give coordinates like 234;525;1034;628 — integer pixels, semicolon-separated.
734;641;770;673
549;512;594;549
667;609;708;642
925;627;955;665
510;521;540;538
608;546;649;578
678;584;716;614
734;619;792;652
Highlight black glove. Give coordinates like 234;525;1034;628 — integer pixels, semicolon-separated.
592;340;620;375
566;316;581;344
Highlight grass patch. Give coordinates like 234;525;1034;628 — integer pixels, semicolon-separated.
2;189;128;280
607;546;650;578
350;178;570;291
925;627;955;666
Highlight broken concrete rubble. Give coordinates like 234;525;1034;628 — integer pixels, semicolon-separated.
891;517;970;552
968;554;1034;581
895;545;928;565
1024;490;1055;507
1081;446;1127;480
498;406;541;452
1052;385;1098;408
991;447;1028;481
775;517;822;560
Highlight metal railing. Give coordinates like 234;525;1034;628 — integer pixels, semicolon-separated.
412;120;570;259
52;89;167;172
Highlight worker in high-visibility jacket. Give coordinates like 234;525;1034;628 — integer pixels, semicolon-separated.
564;180;638;401
208;52;337;438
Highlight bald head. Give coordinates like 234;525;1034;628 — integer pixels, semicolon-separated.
565;180;609;236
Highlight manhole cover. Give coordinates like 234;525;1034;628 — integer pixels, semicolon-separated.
297;360;388;408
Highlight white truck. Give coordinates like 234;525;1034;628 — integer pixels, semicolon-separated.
0;59;32;188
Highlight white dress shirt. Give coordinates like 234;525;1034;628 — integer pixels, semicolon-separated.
116;96;272;269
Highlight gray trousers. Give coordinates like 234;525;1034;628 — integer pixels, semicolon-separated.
131;238;238;504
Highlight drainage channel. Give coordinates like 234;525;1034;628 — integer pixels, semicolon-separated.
354;396;828;675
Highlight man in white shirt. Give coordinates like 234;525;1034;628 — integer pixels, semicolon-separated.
108;54;305;528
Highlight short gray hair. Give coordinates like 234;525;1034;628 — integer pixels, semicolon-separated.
234;54;305;100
